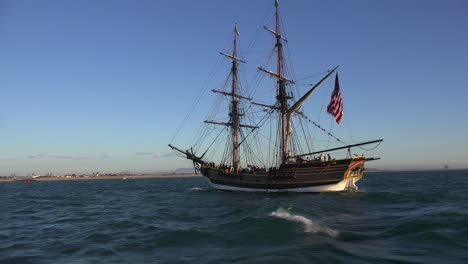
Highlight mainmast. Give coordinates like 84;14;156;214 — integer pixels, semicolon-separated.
258;0;289;163
230;24;241;172
274;1;289;163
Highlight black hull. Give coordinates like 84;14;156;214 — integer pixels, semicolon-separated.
200;157;366;191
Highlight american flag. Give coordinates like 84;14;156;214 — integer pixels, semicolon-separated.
327;73;344;124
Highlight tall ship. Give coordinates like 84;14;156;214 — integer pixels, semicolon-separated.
169;1;382;192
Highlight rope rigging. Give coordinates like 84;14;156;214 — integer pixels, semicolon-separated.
357;141;383;151
170;5;382;172
296;111;345;145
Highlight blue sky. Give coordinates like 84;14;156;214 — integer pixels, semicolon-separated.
1;0;467;175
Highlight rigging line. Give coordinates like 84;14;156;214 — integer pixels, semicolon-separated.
268;111;273;165
303;111;314;152
247;73;262;100
312;105;323;140
242;7;273;57
170;54;225;144
192;125;210;149
275;112;283;167
203;52;237;121
309;138;349;143
251;46;277;97
221;138;231;165
326;116;333;150
239;130;255;167
298;116;312;154
194;127;220;154
268;112;278;167
220;32;238;59
358;141;382;151
240;133;252;166
210;132;226;162
192;121;212;148
252;126;276;144
277;8;289;42
295;70;332;82
284;39;297;81
250;130;266;167
295;83;317;86
246;129;264;168
249;137;266;167
199;125;228;159
205;98;230;123
237;66;249;98
345;113;355;143
288;128;297;157
297;112;344;144
236;108;272;149
247;67;262;98
220;131;232;164
295;129;305;156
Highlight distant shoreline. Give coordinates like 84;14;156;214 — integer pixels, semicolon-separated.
2;168;467;182
0;173;199;182
365;168;468;173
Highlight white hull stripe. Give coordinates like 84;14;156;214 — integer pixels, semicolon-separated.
206;178;359;193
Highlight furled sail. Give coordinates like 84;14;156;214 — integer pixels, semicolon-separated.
286;66;338;134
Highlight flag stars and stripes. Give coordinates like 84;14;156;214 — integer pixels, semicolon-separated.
327;73;344;124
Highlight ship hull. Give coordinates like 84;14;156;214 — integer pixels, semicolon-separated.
207;177;360;193
200;157;366;193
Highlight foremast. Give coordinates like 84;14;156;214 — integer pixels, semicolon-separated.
208;24;247;173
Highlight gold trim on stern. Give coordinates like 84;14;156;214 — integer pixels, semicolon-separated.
344;156;366;179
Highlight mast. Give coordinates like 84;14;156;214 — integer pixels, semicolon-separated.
206;24;255;172
275;1;288;163
230;23;240;172
258;0;289;164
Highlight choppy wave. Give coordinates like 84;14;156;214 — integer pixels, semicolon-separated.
270;207;339;237
1;171;467;263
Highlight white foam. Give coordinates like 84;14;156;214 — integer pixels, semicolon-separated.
270;207;338;237
191;187;204;191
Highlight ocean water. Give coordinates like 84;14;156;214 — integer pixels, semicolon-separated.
1;171;467;264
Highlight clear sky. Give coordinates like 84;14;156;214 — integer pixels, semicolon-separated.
1;0;467;175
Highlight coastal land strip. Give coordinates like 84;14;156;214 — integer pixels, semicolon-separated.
0;173;198;182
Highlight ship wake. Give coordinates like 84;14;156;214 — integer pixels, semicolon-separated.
270;207;338;237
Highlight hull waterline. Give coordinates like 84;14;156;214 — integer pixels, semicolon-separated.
199;157;366;193
206;177;360;193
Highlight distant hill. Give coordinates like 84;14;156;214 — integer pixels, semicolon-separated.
174;167;196;174
365;168;383;172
